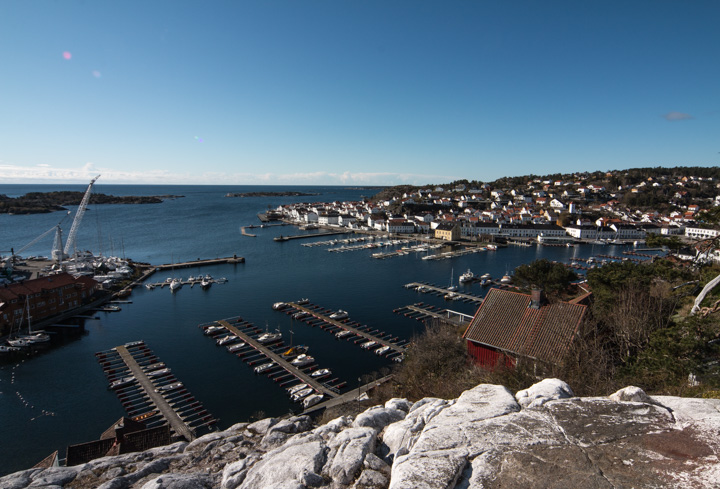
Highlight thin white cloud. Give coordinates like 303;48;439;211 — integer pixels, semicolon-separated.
0;162;455;186
663;111;694;121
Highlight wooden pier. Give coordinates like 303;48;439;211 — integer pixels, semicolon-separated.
217;320;340;399
404;282;485;304
394;303;475;325
96;341;215;442
283;303;407;355
155;255;244;270
274;231;349;242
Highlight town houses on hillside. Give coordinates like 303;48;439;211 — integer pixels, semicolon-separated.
265;170;720;252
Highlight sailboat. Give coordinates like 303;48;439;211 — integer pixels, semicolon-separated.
447;268;458;292
9;298;50;346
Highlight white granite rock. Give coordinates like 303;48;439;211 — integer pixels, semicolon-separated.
261;415;313;448
238;439;326;489
384;398;413;413
140;473;212;488
381;398;450;460
515;378;574;409
324;427;377;485
353;406;406;433
221;458;248;489
390;449;468;489
28;466;79;487
609;385;653;404
245;417;278;436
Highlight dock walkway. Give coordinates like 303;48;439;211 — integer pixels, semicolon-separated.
115;345;196;442
218;320;339;399
302;375;394;415
156;256;244;270
405;283;484;304
286;303;407;355
274;231;349;242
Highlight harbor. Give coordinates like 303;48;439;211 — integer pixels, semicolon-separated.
95;341;216;441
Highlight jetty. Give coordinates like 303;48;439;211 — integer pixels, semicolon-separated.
240;227;257;237
274;231;349;242
404;282;485;304
394;303;475;325
280;302;407;356
155;255;244;270
95;341;216;441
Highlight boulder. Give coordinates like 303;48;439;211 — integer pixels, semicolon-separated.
238;439;326;489
384;398;412;413
608;385;653;404
353;406;406;433
324;427;377;485
261;416;314;448
515;378;574;409
140;473;212;488
381;398;450;460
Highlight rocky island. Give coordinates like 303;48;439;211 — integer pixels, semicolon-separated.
3;379;718;488
0;192;183;214
225;191;319;198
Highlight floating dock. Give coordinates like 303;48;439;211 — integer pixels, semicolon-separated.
274;231;349;242
155;255;244;270
394;303;475;325
198;317;346;405
277;302;407;357
404;282;485;304
95;341;216;441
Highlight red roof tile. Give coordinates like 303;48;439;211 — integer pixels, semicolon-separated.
463;288;586;364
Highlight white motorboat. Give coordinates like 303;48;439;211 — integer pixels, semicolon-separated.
291;354;314;366
287;383;309;395
335;330;352;339
310;368;331;378
292;311;309;320
444;292;459;301
459;269;475;283
227;342;246;352
204;325;225;336
145;283;155;290
201;277;212;289
216;334;239;346
303;394;324;409
329;310;348;320
147;368;171;377
500;275;512;284
375;345;391;356
109;376;135;390
296;298;310;305
257;332;282;344
254;362;275;374
272;302;287;310
486;244;497;250
6;337;31;348
291;387;314;402
156;382;183;392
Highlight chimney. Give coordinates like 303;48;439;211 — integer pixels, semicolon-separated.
530;287;545;309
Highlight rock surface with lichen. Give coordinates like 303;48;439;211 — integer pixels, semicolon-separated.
2;379;719;488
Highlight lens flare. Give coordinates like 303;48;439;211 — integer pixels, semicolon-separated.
62;51;72;60
92;70;101;78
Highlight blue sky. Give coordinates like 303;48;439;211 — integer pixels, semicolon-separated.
1;1;718;186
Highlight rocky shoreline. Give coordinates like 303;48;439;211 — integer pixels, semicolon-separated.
2;379;719;488
225;192;320;198
0;192;183;214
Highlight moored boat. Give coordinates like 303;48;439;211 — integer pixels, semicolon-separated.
329;310;348;320
257;332;282;344
254;362;275;374
291;387;314;402
459;269;475;283
303;393;324;409
291;354;314;366
310;368;331;378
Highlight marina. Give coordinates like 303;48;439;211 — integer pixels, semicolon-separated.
199;317;344;401
273;231;349;242
95;341;216;442
0;183;663;476
276;302;408;358
404;282;486;303
394;303;475;325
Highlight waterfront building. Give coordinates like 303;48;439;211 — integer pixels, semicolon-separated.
0;273;100;335
685;226;720;240
434;222;461;241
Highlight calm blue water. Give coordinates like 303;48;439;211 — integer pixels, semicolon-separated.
0;184;627;475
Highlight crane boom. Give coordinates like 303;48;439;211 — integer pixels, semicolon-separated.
63;175;101;257
13;211;71;257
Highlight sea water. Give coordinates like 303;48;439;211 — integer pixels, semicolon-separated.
0;184;623;474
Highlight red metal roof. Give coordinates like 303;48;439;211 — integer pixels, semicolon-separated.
463;288;586;364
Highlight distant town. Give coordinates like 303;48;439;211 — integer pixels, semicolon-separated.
260;166;720;262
